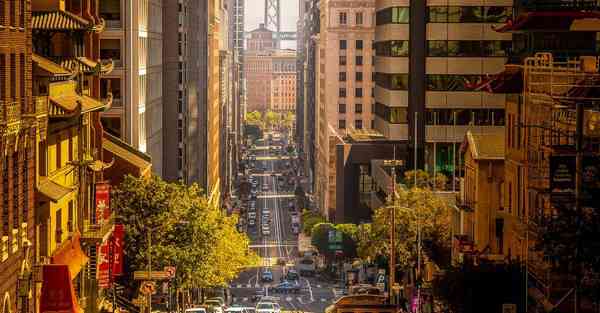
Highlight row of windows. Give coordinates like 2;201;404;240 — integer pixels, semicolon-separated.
375;102;408;124
0;0;26;28
338;103;364;114
338;119;364;129
375;74;488;92
339;39;364;50
2;150;31;241
425;108;505;126
338;11;364;26
428;40;512;57
427;6;511;23
339;88;365;98
376;7;410;25
339;55;365;66
375;104;506;126
338;71;364;82
0;53;27;110
374;41;409;57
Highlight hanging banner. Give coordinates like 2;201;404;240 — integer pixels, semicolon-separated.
112;224;125;276
97;241;111;288
95;183;111;225
549;156;576;206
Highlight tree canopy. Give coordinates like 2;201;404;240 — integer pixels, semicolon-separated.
113;175;259;290
358;187;452;270
301;210;326;235
245;111;263;127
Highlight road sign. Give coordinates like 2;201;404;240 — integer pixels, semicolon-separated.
328;244;342;250
140;281;156;295
133;271;171;280
164;266;176;278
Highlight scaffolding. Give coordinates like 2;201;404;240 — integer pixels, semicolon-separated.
523;53;600;310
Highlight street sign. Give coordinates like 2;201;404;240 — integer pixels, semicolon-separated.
133;271;171;280
140;281;156;295
164;266;176;278
328;244;342;250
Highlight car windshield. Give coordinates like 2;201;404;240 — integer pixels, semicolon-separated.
256;303;274;310
205;300;220;306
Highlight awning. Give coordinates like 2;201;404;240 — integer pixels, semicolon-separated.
467;65;523;94
102;131;152;178
494;11;600;33
51;232;89;279
37;177;73;202
40;265;82;313
32;54;72;77
32;10;90;31
56;57;114;75
49;94;106;115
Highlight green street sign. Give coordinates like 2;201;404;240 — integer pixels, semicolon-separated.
329;244;342;250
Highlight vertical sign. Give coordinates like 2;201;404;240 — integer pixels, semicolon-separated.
112;224;125;276
97;241;111;288
95;183;110;225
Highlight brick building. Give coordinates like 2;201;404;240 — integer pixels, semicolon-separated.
0;1;36;313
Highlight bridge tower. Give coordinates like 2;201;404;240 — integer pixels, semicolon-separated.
264;0;281;47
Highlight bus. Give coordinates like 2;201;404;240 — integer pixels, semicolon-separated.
324;295;398;313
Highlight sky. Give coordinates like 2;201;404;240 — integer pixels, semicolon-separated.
245;0;299;50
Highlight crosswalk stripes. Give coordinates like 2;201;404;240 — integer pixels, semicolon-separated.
316;285;321;288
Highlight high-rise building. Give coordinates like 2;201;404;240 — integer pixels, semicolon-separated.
207;0;223;200
271;51;297;113
98;0;164;175
373;1;510;173
314;0;376;220
0;0;36;309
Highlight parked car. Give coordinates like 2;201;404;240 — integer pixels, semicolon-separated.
261;269;273;282
248;218;256;226
286;269;299;281
255;302;280;313
248;212;256;219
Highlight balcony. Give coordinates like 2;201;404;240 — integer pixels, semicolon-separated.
81;214;114;244
0;101;21;125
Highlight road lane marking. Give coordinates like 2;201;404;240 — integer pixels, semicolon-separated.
242;297;248;302
316;285;321;288
237;284;242;288
320;298;326;302
303;278;314;302
246;284;252;288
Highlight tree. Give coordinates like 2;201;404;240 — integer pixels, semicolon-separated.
265;110;281;128
245;111;263;126
113;175;259;291
403;169;448;190
335;224;359;259
283;112;295;129
358;187;452;271
302;210;326;235
311;222;336;258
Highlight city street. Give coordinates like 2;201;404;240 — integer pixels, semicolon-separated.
229;134;337;312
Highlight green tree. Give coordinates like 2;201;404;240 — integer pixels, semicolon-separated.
335;224;359;258
403;170;448;190
283;112;295;129
113;175;259;290
245;111;263;127
265;110;281;128
311;222;336;258
358;187;452;270
302;210;326;235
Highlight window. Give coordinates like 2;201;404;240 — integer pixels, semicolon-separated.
67;201;73;232
0;1;4;26
12;153;18;228
356;72;363;82
356;40;363;50
355;88;363;98
375;73;409;90
339;12;347;25
356;12;363;25
340;40;347;50
375;102;408;124
68;131;73;162
426;74;484;91
2;157;7;236
339;103;346;113
374;40;409;57
339;119;346;129
356;56;363;66
376;7;409;25
10;54;15;100
427;6;510;23
355;103;363;114
0;54;5;100
339;72;346;82
20;54;25;109
339;56;347;65
19;0;24;27
56;134;61;170
425;108;505;126
9;0;14;27
428;40;511;57
55;209;62;243
339;88;347;97
355;119;363;129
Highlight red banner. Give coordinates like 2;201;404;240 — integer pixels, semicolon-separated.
95;183;110;225
112;224;125;276
97;241;111;288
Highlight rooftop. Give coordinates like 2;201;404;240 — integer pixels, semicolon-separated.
463;128;505;160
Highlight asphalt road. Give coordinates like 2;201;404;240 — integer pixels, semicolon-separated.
230;135;338;313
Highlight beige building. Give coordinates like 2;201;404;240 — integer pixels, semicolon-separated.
314;0;376;219
99;0;164;175
271;51;297;113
